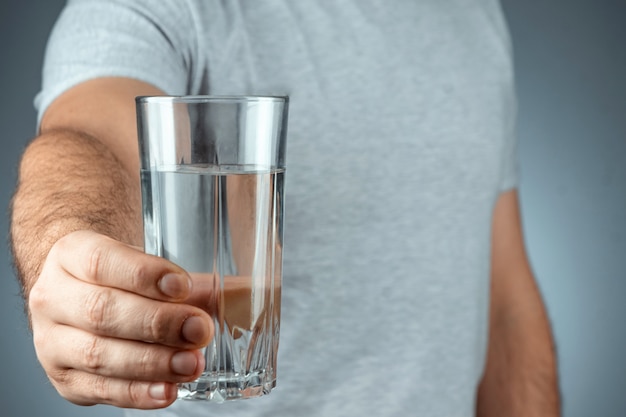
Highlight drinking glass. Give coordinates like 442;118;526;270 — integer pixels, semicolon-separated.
136;95;288;402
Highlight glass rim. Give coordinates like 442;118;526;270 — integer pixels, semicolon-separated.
136;94;289;104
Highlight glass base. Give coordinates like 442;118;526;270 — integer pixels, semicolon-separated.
177;371;276;403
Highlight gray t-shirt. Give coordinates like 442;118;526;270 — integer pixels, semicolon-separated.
37;1;518;416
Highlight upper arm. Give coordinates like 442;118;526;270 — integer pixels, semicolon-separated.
36;0;194;176
40;77;164;178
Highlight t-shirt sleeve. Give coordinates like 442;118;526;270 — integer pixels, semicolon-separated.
498;90;520;192
35;0;195;127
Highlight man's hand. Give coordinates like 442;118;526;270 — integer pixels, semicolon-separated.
29;230;213;409
9;77;205;408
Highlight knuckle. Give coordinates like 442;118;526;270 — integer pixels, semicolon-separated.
49;369;95;406
54;231;87;260
128;261;149;291
28;283;48;313
136;346;159;378
29;264;59;314
32;329;46;352
84;288;113;333
52;233;71;255
49;367;72;393
92;374;113;403
48;370;73;401
81;335;104;373
144;306;172;344
32;324;53;357
51;368;71;386
127;380;146;406
49;368;113;407
86;242;105;283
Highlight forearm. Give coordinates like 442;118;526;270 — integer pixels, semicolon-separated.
10;129;142;300
476;273;561;417
478;190;561;416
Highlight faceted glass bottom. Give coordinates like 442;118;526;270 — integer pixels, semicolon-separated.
177;371;276;403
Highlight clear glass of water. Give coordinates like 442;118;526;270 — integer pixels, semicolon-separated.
136;95;289;402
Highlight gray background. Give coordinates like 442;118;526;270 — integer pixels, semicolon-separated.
1;1;624;416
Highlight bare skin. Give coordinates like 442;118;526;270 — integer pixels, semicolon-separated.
477;190;561;416
11;78;213;408
11;77;559;413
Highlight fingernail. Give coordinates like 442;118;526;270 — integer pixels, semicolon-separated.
171;351;199;376
159;273;191;298
148;382;168;400
181;316;208;345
